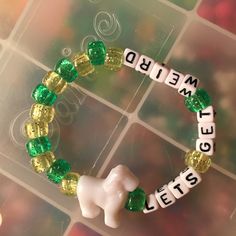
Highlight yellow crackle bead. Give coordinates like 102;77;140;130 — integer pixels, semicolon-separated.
24;120;48;139
104;47;124;71
31;151;56;173
185;150;211;173
30;103;55;123
72;53;95;77
60;172;80;196
42;71;67;94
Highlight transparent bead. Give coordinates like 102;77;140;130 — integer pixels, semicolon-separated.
87;40;106;65
32;84;57;106
104;47;124;71
72;53;95;77
42;71;67;94
125;188;146;212
30;103;55;123
30;151;56;173
24;120;49;139
26;136;51;157
185;150;211;173
47;159;71;184
185;88;211;112
60;172;80;196
54;58;78;83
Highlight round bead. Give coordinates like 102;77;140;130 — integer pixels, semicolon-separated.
125;188;146;212
87;41;106;65
32;84;57;106
185;88;211;112
54;58;78;83
30;103;55;123
47;159;71;184
72;53;95;77
42;71;67;94
30;151;56;173
104;47;124;71
24;120;48;139
185;150;211;173
60;172;80;196
26;136;51;157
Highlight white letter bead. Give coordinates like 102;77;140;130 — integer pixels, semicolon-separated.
149;63;169;83
197;106;215;123
180;166;201;188
135;55;155;75
198;122;216;139
178;74;199;97
143;194;159;214
164;69;184;89
155;185;176;208
196;138;215;156
168;176;189;199
123;48;140;68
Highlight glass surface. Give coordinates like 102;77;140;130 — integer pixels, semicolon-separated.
168;0;198;10
0;0;28;39
198;0;236;34
0;173;70;236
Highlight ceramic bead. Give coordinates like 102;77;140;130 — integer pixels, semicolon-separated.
77;165;139;228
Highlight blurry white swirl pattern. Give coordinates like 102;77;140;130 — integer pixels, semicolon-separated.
93;11;121;42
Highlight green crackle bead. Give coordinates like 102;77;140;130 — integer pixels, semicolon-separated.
26;136;51;157
54;58;78;83
47;159;71;184
87;41;106;65
185;88;211;112
125;187;146;212
32;84;57;106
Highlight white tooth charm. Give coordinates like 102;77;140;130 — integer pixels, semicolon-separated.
77;165;139;228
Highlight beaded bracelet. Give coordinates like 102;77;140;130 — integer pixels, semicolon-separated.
24;41;216;228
